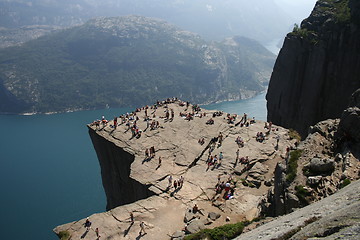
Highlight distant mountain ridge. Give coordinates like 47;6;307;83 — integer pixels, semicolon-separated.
0;16;275;114
0;0;295;45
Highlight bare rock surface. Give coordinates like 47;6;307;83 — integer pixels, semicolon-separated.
54;100;295;239
235;179;360;240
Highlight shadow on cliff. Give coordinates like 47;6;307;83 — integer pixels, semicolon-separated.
136;232;147;239
123;222;134;237
80;229;89;239
142;157;153;164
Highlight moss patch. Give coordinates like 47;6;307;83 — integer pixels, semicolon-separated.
184;221;249;240
295;185;311;206
320;0;350;23
286;149;303;183
288;129;301;141
57;231;70;240
339;178;351;189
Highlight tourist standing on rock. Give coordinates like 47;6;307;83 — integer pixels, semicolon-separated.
113;117;117;129
95;227;100;238
148;147;153;157
151;146;155;157
84;217;91;231
130;212;134;223
174;180;178;189
145;148;149;159
218;132;223;146
139;221;146;234
275;135;280;149
158;156;162;168
219;152;223;164
180;176;184;188
146;118;150;130
213;155;218;166
168;175;173;188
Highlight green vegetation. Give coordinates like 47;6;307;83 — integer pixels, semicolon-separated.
57;231;70;240
241;178;256;188
251;216;266;222
320;0;350;23
291;23;313;38
184;221;250;240
295;185;311;206
340;178;351;188
302;166;311;177
288;129;302;141
0;16;275;114
286;149;303;183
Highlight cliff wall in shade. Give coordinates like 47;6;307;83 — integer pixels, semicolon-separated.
267;0;360;137
88;127;155;210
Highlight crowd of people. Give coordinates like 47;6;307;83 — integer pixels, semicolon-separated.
214;174;236;200
168;175;185;190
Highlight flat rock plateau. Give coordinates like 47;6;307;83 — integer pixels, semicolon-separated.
54;100;296;239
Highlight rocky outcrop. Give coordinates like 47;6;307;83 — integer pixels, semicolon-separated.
267;0;360;138
54;99;360;239
261;116;360;218
235;179;360;240
338;88;360;145
54;100;297;239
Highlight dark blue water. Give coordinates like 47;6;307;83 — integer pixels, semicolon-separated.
203;92;267;121
0;107;132;240
0;93;266;240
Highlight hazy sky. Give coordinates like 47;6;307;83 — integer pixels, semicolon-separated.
275;0;318;22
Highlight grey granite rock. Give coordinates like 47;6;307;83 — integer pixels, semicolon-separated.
309;158;335;174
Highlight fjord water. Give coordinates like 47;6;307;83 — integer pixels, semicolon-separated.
0;93;266;240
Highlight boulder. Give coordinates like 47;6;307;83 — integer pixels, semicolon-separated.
246;176;262;188
285;192;300;212
248;162;269;179
335;153;343;162
307;176;322;185
264;178;274;187
308;119;338;138
171;230;185;240
186;219;206;234
208;212;221;221
339;107;360;143
309;158;335;174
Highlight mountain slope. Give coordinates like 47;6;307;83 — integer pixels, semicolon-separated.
0;16;275;114
0;0;294;45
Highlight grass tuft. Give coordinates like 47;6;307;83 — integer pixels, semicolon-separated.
286;149;303;183
183;221;250;240
57;231;70;240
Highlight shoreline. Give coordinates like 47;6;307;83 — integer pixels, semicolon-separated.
1;91;267;116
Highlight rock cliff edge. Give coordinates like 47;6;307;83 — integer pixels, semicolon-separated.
267;0;360;138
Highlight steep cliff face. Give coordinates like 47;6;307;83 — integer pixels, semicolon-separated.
88;127;155;210
267;0;360;137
